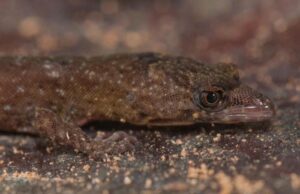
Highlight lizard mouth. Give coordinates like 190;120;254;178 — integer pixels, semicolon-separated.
211;104;275;123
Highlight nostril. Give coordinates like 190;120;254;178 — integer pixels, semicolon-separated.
253;98;265;106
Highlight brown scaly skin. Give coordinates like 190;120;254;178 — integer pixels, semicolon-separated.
0;53;275;157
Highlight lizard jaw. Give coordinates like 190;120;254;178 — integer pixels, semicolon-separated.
211;104;275;123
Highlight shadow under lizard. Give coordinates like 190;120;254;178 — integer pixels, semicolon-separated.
0;52;275;158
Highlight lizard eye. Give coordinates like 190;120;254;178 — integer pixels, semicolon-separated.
194;87;226;111
201;91;221;107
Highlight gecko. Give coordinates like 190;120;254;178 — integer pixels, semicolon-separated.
0;52;275;157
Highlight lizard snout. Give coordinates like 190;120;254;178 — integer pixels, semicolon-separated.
207;85;275;123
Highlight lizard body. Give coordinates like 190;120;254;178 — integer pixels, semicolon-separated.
0;53;275;157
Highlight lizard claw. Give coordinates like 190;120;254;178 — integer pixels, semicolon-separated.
103;131;138;144
91;131;139;157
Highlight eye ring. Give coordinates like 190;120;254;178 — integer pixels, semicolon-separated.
194;87;227;111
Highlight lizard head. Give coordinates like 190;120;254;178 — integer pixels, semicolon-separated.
190;63;275;124
142;57;275;125
121;53;275;125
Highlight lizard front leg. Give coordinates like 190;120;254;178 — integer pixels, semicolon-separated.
33;108;138;158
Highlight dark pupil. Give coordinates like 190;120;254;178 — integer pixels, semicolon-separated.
206;92;218;104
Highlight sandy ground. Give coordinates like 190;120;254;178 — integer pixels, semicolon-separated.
0;0;299;193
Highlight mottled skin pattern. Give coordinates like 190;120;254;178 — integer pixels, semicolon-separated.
0;53;275;157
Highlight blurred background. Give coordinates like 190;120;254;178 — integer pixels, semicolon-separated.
0;1;300;194
0;0;299;64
